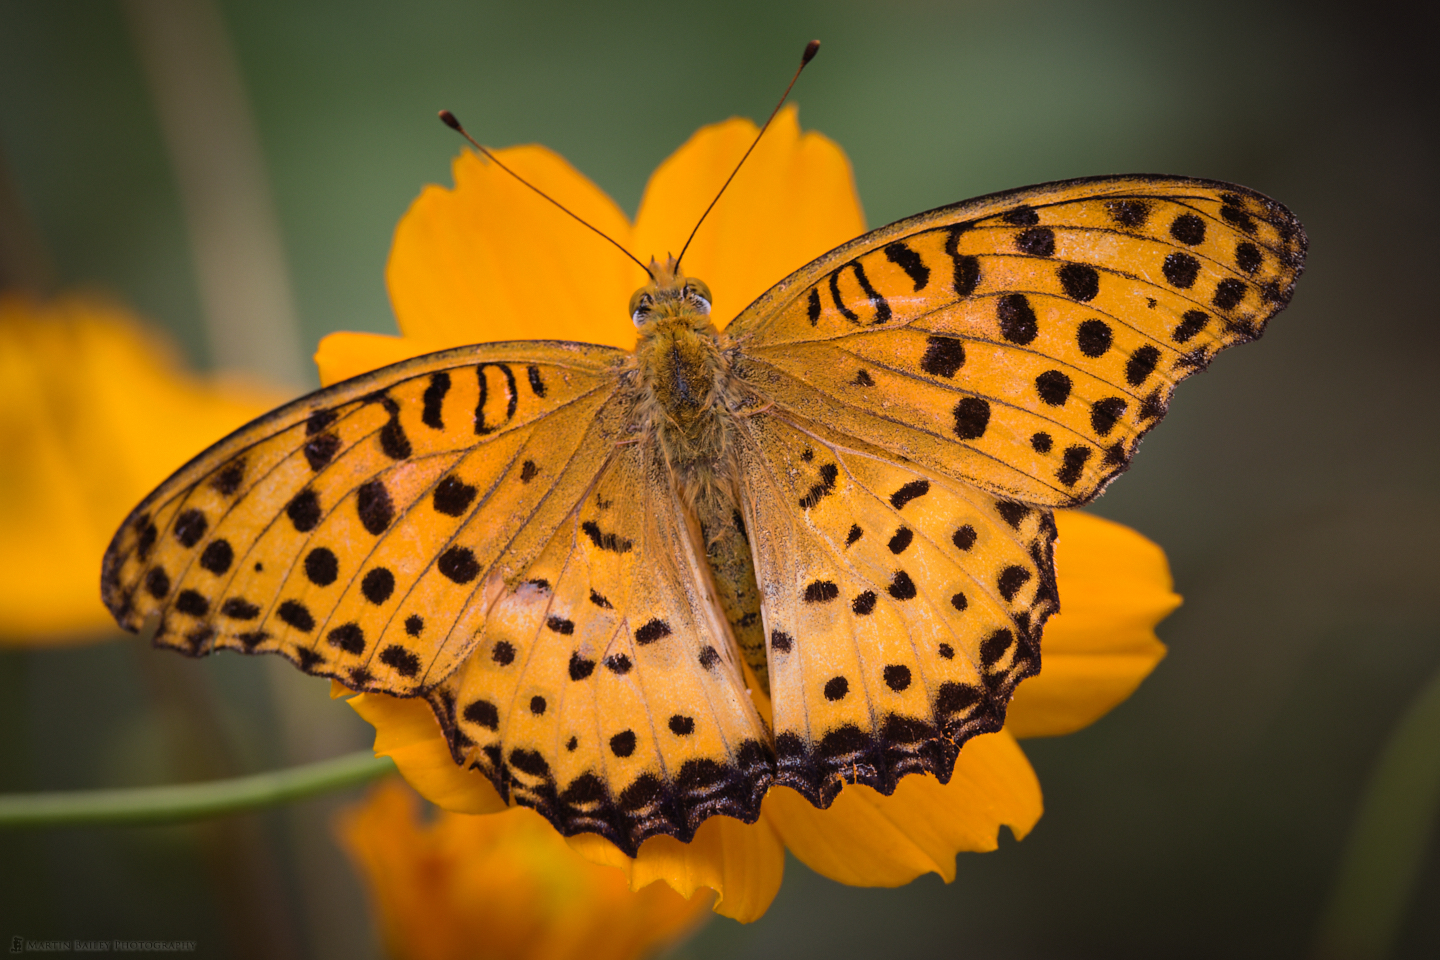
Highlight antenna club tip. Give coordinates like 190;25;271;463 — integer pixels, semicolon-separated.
802;40;821;63
438;110;461;130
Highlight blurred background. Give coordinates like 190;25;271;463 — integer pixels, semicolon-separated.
1;0;1437;957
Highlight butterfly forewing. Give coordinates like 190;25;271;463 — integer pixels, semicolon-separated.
101;341;626;690
428;440;772;854
728;176;1305;506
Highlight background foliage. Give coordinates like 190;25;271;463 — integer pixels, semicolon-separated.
1;1;1436;957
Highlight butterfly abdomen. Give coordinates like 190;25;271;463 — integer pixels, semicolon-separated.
633;308;771;689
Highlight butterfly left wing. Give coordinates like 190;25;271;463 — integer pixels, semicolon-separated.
725;175;1306;506
101;341;627;693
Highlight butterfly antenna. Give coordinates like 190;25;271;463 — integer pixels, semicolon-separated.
438;110;654;280
675;39;821;270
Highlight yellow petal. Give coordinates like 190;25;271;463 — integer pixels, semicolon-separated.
762;730;1042;887
632;106;866;327
343;690;505;814
387;146;646;350
566;813;786;924
313;331;458;388
1006;510;1180;738
0;295;287;642
338;779;712;960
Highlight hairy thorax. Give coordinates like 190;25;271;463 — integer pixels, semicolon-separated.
626;261;770;689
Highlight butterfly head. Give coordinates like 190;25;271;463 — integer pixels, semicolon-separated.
629;256;712;327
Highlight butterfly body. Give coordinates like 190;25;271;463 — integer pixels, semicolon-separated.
102;174;1305;854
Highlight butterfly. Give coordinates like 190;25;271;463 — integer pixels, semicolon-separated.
101;168;1305;856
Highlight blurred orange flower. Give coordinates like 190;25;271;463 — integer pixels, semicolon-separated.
338;779;712;960
323;109;1180;921
0;295;288;642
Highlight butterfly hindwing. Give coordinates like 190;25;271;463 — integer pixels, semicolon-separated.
727;176;1306;506
101;341;627;693
735;411;1056;805
429;439;772;854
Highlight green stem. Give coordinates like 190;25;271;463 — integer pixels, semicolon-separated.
0;750;393;828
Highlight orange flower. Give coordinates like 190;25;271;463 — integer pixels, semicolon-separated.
324;109;1179;921
0;295;289;642
338;778;712;960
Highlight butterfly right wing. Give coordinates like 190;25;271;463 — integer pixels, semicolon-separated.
725;176;1305;507
425;436;774;855
101;341;628;694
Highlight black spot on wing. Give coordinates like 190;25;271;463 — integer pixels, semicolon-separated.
287;489;321;532
422;372;450;429
1163;252;1200;289
952;398;990;440
304;432;341;472
437;547;480;583
1015;227;1055;257
356;480;394;535
1169;214;1206;245
1058;263;1100;302
884;242;930;290
1077;319;1112;357
1106;199;1151;228
798;463;839;510
1057;446;1092;487
433;475;478;516
944;225;981;296
199;539;233;574
1090;398;1127;436
997;294;1038;345
1173;310;1208;343
804;580;839;603
303;547;338;586
174;509;207;548
277;599;314;632
211;459;245;496
919;336;966;378
634;619;671;645
1036;370;1071;406
889;479;930;509
582;521;633;554
1126;346;1161;386
362;567;395;604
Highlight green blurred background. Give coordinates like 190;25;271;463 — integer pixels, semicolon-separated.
2;0;1437;957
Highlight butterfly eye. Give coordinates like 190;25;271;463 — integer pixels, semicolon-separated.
684;280;713;313
628;291;654;325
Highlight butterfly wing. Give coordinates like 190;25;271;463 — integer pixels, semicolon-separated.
734;411;1055;805
101;341;630;693
727;176;1306;505
725;176;1303;802
424;437;772;854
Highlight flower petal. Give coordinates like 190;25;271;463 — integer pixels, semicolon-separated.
0;296;286;641
762;730;1042;887
1006;510;1180;738
344;690;505;814
313;331;457;388
566;814;785;924
632;106;866;326
338;779;712;960
387;146;645;350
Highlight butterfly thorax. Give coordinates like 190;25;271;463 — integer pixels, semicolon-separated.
630;259;770;690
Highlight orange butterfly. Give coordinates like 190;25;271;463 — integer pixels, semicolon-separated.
101;67;1304;857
